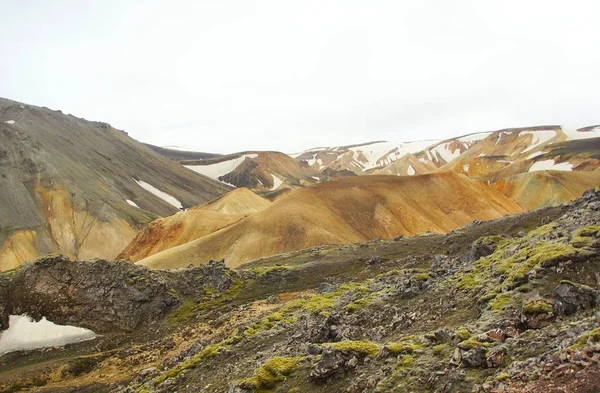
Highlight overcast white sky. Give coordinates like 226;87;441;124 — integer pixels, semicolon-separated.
1;1;599;154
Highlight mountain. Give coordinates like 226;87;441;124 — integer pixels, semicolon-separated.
291;140;441;174
170;126;599;212
136;172;523;269
2;188;599;393
0;97;230;271
182;151;319;193
118;188;271;262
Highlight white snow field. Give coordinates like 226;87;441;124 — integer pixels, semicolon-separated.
529;160;574;172
185;154;258;181
520;130;558;153
271;174;283;190
133;179;183;209
407;165;416;176
126;199;140;208
4;120;15;124
562;126;600;141
0;315;96;356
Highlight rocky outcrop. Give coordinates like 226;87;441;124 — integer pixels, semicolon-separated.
554;280;600;316
0;256;237;332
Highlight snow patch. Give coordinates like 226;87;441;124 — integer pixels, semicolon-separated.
430;143;461;163
185;154;258;181
521;130;558;153
529;160;573;172
4;120;15;125
562;126;600;141
0;315;96;356
347;140;439;170
126;199;139;208
271;175;283;190
133;179;183;209
316;158;325;170
20;105;25;109
407;165;415;176
462;164;469;172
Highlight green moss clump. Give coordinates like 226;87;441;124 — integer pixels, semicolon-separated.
168;299;196;324
571;225;600;247
522;300;553;315
345;297;373;312
432;344;447;355
238;356;303;391
325;340;381;357
456;273;482;291
281;283;369;317
410;272;430;282
571;328;600;350
489;293;513;311
386;341;422;355
573;225;600;238
457;338;489;350
455;327;471;341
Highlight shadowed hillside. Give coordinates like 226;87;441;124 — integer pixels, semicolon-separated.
0;97;231;270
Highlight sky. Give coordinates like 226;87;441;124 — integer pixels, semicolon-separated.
1;0;600;154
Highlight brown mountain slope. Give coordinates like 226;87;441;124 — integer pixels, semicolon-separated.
138;172;523;269
493;170;600;210
0;97;230;271
195;187;271;215
183;151;318;192
118;188;270;262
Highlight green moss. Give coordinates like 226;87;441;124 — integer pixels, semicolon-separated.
456;273;482;291
571;328;600;350
522;300;553;315
325;340;381;357
489;293;513;311
410;272;430;281
432;344;447;355
345;297;373;312
244;311;293;338
573;225;600;238
154;333;240;384
281;283;368;317
571;226;600;247
238;356;303;391
385;341;422;355
455;327;471;341
168;299;196;324
457;338;490;350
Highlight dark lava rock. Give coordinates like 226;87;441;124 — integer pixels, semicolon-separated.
0;255;237;332
469;237;496;262
554;281;600;316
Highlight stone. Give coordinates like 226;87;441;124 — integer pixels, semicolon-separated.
554;281;600;316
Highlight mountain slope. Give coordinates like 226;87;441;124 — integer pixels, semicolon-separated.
138;172;523;269
292;140;440;174
118;188;270;262
0;97;230;270
492;170;600;210
183;151;318;192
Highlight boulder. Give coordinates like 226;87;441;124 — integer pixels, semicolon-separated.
554;281;600;316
